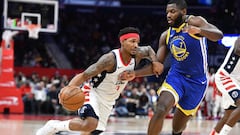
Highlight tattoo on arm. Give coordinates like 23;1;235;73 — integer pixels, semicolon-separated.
84;53;115;78
138;46;149;57
138;46;157;62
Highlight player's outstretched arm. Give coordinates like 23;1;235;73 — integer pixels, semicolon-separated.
135;63;163;78
68;53;115;87
119;62;164;81
137;46;158;63
120;40;168;81
184;16;223;41
136;45;163;76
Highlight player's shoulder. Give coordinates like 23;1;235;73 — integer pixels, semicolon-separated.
187;15;207;25
98;50;116;65
97;51;116;72
161;30;168;37
159;29;169;45
102;51;116;61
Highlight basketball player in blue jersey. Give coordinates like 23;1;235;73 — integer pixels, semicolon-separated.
209;37;240;135
146;0;223;135
36;27;163;135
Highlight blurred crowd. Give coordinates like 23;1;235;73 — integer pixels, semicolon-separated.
15;71;68;115
15;70;161;116
12;0;240;69
15;68;225;120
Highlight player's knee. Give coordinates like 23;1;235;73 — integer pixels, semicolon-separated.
155;104;170;117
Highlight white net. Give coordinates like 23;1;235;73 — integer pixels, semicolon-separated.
26;24;41;39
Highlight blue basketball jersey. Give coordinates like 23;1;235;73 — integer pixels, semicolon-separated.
166;23;208;77
159;22;209;115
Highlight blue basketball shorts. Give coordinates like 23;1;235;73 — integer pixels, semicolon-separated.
158;71;208;116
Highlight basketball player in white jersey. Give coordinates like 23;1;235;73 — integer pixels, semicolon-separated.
36;27;164;135
209;37;240;135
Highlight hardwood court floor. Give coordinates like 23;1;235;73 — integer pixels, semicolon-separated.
0;114;239;135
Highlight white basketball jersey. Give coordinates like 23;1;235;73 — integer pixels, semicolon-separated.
219;46;240;81
89;49;136;105
215;46;240;109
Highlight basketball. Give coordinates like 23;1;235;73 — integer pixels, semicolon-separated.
59;86;85;111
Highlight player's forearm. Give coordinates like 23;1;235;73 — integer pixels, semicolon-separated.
68;73;88;87
199;27;223;41
134;65;154;77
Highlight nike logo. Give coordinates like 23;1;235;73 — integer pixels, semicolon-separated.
201;80;207;84
129;63;134;65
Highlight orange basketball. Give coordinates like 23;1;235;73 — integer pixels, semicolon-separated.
59;86;85;111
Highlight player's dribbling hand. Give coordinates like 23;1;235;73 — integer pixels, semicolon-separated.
118;70;136;81
182;25;201;35
152;61;164;77
58;91;63;104
58;85;76;104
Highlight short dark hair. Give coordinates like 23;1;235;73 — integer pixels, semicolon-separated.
118;27;140;38
168;0;187;9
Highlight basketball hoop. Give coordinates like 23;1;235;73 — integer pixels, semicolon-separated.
26;24;41;39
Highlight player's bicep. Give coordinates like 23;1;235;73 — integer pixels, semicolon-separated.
135;46;157;64
83;53;115;78
137;46;153;57
189;16;215;29
157;31;168;63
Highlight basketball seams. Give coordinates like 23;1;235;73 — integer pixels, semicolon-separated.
62;87;81;101
60;86;85;111
63;93;85;105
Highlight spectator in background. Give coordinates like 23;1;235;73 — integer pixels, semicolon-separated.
115;92;129;117
46;84;60;115
33;81;47;114
148;89;158;111
209;68;224;120
21;81;34;114
212;80;223;120
136;88;150;116
204;68;216;119
126;87;139;116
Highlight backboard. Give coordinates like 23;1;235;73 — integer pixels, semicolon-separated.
3;0;59;33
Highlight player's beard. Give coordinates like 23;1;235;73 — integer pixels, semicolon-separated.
172;13;184;28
